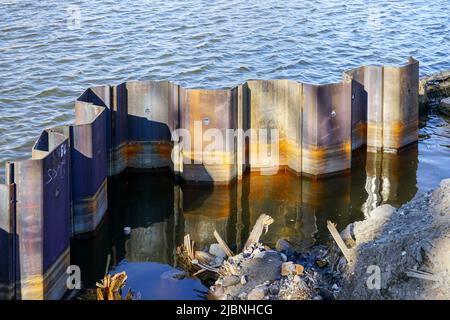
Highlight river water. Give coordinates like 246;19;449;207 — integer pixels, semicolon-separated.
0;0;449;299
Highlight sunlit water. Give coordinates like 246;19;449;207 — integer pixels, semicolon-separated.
0;0;449;299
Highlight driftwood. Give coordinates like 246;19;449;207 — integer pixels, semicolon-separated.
327;221;352;262
96;271;133;300
244;214;274;250
176;214;275;284
214;230;234;257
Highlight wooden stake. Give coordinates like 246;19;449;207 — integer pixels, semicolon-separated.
213;230;234;257
244;214;274;250
327;221;352;262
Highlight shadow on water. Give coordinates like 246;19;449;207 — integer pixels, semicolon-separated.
70;141;429;299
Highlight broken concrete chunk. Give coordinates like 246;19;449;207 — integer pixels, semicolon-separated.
281;262;304;276
281;262;294;276
276;239;294;255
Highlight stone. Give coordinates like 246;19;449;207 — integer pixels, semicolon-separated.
340;223;356;248
276;239;294;255
222;275;240;287
295;264;304;275
209;243;228;259
247;286;267;300
214;256;224;265
281;262;304;276
281;262;294;276
237;292;247;300
269;283;280;295
254;251;266;259
315;259;328;268
240;275;247;285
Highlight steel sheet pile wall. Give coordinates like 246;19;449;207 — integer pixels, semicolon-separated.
301;82;352;175
343;57;419;152
126;81;178;170
0;58;419;300
245;80;302;175
5;131;71;300
179;88;237;183
71;99;108;235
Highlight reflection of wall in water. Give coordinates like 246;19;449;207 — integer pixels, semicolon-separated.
363;145;418;216
243;174;310;249
110;172;177;265
125;223;173;264
182;185;234;250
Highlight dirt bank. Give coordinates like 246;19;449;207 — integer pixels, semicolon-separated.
335;178;450;300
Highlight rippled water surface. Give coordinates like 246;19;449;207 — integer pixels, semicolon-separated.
0;0;449;175
1;0;449;300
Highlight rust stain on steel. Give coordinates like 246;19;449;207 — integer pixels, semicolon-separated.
343;58;419;153
7;130;70;299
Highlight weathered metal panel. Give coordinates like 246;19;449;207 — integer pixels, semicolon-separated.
71;101;108;235
11;131;70;300
302;82;352;175
382;58;419;151
343;66;367;150
179;88;237;183
245;80;289;174
109;83;128;175
125;81;179;169
126;81;173;141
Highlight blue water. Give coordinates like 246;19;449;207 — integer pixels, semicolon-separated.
0;0;449;176
0;0;449;300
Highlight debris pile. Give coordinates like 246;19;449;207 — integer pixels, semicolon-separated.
177;214;339;300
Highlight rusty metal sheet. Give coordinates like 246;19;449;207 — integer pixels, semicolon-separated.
71;101;108;234
10;130;70;299
112;83;129;148
382;58;419;151
126;81;178;141
179;87;237;183
245;80;302;174
302;82;352;175
343;66;367;150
